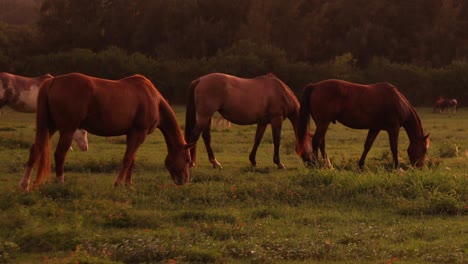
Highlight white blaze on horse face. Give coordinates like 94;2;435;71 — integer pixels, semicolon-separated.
16;84;40;112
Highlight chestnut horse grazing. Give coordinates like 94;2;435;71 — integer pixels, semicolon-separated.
0;72;88;151
185;72;313;169
19;73;191;191
296;79;429;169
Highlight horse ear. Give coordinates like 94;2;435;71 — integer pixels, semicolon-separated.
424;133;430;148
184;142;196;149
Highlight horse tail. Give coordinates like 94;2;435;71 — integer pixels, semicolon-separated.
184;79;200;142
33;78;53;186
296;84;314;156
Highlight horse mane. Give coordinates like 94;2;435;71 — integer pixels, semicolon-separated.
392;85;425;138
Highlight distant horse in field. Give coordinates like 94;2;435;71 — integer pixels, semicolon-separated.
296;79;429;169
0;72;88;151
19;73;192;191
185;72;314;169
433;96;458;113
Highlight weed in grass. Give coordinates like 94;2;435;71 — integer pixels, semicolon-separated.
16;224;83;253
0;241;20;263
39;181;85;200
0;127;16;132
85;234;180;263
63;158;121;173
438;140;459;157
1;107;467;263
250;208;282;220
0;136;31;149
174;211;237;225
6;152;26;173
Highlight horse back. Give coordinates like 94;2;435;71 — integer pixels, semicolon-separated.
195;73;298;124
309;79;406;129
0;72;52;112
46;73;160;136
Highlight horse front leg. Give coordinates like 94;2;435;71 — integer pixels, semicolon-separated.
125;159;135;186
114;130;146;187
249;123;267;168
311;124;329;168
358;129;380;169
319;140;332;168
201;119;222;169
387;129;400;169
271;117;285;169
54;131;74;183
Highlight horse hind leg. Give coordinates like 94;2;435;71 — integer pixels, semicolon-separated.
19;144;40;191
187;115;213;168
54;131;75;183
201;119;222;169
249;123;268;168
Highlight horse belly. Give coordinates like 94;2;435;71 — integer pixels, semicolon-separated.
81;103;139;136
221;100;267;125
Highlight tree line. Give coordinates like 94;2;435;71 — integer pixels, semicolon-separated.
1;0;467;105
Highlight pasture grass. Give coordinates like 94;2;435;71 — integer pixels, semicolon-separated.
0;107;466;263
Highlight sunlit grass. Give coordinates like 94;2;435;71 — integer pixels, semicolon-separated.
0;107;466;263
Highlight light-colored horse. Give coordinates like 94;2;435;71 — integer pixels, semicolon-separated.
185;72;313;169
0;72;88;150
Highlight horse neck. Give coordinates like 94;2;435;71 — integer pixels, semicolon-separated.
402;106;424;143
158;100;185;151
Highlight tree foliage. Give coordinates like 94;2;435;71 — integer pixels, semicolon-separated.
1;0;468;104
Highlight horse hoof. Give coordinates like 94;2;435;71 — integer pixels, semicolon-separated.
56;176;65;184
210;159;222;169
19;182;29;192
277;163;286;169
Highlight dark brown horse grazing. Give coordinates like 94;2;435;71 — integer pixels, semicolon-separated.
296;79;429;169
0;72;88;150
19;73;192;191
185;72;313;169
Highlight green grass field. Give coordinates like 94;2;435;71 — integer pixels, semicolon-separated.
0;106;466;263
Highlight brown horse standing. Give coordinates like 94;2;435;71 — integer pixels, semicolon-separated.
296;79;429;169
0;72;89;150
185;72;312;169
433;96;458;113
19;73;191;191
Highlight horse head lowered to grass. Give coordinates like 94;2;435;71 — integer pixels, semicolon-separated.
296;79;429;169
19;73;192;191
0;72;88;151
184;72;314;169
